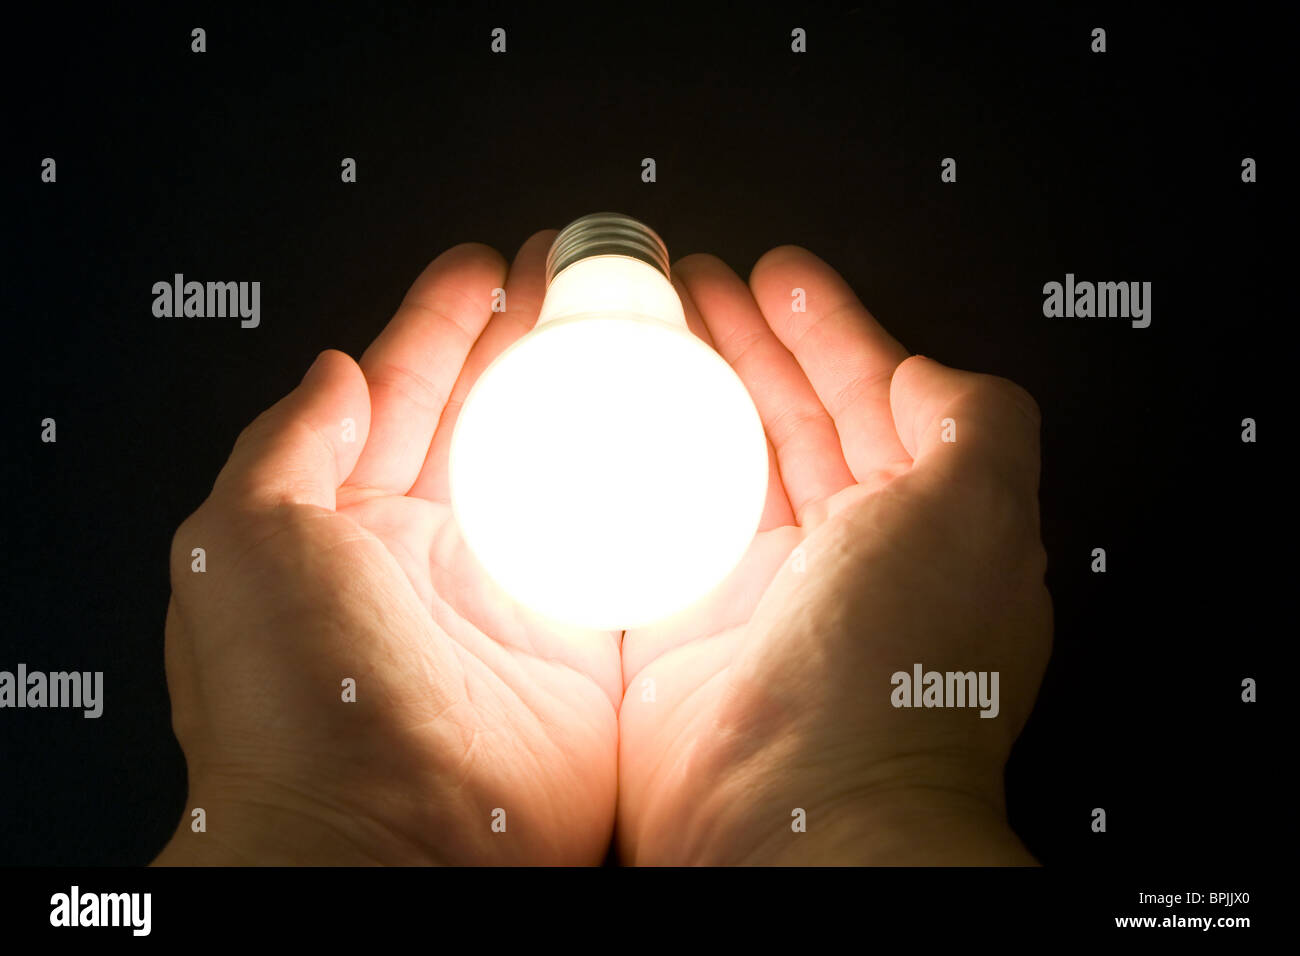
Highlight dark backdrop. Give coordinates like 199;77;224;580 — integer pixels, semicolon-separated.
4;3;1275;867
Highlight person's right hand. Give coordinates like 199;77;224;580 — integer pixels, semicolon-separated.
155;233;623;866
617;246;1052;865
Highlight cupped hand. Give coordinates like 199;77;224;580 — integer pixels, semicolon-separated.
616;247;1052;865
155;233;623;866
155;236;1051;867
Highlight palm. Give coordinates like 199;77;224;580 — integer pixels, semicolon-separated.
224;233;623;863
329;490;620;863
618;484;888;855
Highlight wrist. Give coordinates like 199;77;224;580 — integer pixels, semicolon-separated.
151;784;443;866
682;751;1036;866
763;787;1036;866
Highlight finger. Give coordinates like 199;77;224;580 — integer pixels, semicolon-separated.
408;230;556;503
676;253;854;524
672;269;715;348
889;355;1042;502
345;243;508;496
676;259;794;527
211;349;371;510
749;245;913;484
756;438;795;530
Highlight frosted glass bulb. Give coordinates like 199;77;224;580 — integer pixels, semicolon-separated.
449;213;768;631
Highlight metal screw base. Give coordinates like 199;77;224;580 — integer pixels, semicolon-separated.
546;212;670;286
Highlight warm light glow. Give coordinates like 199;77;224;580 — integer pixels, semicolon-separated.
449;247;768;631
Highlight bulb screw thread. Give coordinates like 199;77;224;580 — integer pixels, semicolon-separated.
546;212;670;286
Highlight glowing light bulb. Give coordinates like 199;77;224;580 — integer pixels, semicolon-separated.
449;213;768;630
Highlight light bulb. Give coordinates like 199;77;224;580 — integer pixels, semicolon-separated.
449;212;768;631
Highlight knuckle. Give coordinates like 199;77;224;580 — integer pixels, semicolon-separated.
169;505;213;588
947;459;1034;542
170;507;205;565
980;375;1041;427
976;471;1026;532
366;360;447;415
169;499;267;583
229;407;276;458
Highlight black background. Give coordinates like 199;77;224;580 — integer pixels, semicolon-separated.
4;2;1276;873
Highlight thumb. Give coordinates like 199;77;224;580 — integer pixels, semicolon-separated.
210;350;372;511
889;355;1041;502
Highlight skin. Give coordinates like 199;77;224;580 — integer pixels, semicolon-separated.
153;234;1051;866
